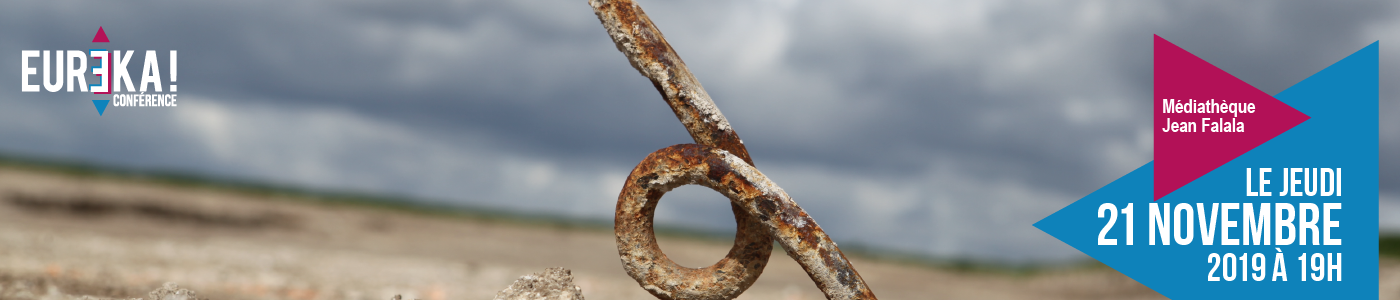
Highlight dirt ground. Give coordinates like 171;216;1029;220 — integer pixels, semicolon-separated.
0;165;1374;300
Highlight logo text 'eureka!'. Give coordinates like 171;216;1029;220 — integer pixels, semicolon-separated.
18;27;178;115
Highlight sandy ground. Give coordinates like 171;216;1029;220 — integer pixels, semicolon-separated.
0;165;1261;300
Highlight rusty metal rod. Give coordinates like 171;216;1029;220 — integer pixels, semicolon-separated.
588;0;752;164
591;0;878;299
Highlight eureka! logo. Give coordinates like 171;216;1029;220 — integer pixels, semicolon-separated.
18;26;179;115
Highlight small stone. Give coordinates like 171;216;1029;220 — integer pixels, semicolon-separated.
147;282;199;300
493;268;585;300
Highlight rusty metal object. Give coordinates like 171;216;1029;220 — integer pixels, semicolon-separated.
591;0;879;299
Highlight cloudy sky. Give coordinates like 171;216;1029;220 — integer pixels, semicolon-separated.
1;0;1396;263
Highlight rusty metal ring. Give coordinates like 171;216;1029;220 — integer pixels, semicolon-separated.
616;144;773;300
617;144;876;300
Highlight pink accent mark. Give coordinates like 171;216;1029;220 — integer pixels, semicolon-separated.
92;26;109;43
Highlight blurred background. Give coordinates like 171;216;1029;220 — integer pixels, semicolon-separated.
0;0;1396;267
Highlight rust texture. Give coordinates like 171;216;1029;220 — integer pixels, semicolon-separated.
591;0;878;299
617;145;877;300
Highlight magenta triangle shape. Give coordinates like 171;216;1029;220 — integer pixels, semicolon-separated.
1152;35;1310;200
92;26;109;43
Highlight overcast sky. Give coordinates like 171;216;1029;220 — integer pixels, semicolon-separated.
1;0;1397;263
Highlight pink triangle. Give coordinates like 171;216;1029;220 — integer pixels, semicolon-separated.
1152;35;1309;200
92;26;109;43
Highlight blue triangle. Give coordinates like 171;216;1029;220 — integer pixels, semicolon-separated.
92;100;109;116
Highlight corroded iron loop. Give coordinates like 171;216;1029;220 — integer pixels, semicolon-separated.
618;144;877;300
616;144;773;300
593;0;879;298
